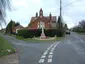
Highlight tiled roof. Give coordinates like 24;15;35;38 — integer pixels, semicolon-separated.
15;25;24;29
46;16;56;23
31;16;56;23
31;17;37;22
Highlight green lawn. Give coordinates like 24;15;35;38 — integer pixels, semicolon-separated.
0;35;16;57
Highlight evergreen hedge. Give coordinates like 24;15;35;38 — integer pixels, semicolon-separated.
17;29;64;38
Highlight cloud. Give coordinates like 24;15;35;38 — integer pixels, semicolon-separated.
32;0;41;4
5;0;85;28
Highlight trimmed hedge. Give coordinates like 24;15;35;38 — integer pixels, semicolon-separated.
17;29;40;38
73;29;85;33
17;29;64;38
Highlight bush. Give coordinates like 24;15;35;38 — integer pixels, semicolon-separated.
57;29;65;37
17;29;64;38
45;29;56;37
17;29;40;38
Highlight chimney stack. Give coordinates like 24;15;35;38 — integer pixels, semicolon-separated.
36;12;38;18
49;12;52;21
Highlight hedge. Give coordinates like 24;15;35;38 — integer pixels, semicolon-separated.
17;29;64;38
73;29;85;33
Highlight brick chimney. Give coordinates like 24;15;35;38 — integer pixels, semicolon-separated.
39;8;43;16
49;12;52;21
36;12;38;18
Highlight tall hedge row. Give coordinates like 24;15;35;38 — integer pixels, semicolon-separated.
17;29;64;38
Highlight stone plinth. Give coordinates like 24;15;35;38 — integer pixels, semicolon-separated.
40;32;46;39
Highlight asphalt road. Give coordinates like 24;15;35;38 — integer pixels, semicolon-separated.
2;32;85;64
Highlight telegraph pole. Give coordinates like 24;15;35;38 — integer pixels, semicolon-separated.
58;0;62;28
60;0;62;21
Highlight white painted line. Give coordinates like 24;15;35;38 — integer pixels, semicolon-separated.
48;55;53;58
68;40;80;51
51;47;55;50
74;35;84;43
38;41;60;63
53;46;56;48
49;41;60;55
47;48;50;51
39;59;44;63
43;51;48;55
41;55;46;58
80;39;83;43
48;59;52;63
74;35;79;39
47;42;56;51
49;52;53;54
50;48;55;52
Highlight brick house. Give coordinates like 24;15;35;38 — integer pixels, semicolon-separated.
13;25;24;33
28;8;57;29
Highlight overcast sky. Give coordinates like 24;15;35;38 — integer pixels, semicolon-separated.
5;0;85;28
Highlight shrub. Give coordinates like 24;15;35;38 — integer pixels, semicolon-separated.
17;29;40;38
45;29;56;37
17;29;64;38
56;29;65;37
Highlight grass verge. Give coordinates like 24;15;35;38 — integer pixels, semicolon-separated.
76;32;85;35
0;35;16;57
16;36;64;43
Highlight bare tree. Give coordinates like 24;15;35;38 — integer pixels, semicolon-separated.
79;20;85;29
0;0;10;28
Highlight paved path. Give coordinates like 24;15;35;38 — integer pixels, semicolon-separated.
0;53;19;64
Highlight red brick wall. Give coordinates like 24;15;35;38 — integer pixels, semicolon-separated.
29;17;51;29
31;21;50;29
31;21;38;29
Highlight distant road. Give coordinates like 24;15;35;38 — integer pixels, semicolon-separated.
2;32;85;64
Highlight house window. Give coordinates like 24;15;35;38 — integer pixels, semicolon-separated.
38;21;45;29
40;21;45;28
38;22;39;28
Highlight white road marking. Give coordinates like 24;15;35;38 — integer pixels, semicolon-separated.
47;42;57;51
48;55;53;58
50;48;55;52
68;40;80;51
39;59;44;63
80;39;83;43
74;35;84;43
39;41;60;63
48;59;52;63
52;47;55;50
43;51;48;55
74;35;79;39
49;52;53;54
41;55;46;58
54;45;57;48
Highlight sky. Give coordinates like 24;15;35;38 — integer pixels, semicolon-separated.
5;0;85;28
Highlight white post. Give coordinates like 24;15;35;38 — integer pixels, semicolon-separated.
40;22;46;39
42;24;44;34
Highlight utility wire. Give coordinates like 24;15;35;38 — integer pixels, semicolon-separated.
62;0;81;9
52;0;81;12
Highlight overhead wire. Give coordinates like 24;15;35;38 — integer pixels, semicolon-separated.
51;0;81;13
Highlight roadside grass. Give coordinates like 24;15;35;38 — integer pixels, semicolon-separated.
77;32;85;35
0;35;16;57
16;35;64;43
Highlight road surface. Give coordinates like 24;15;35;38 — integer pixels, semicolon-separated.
2;32;85;64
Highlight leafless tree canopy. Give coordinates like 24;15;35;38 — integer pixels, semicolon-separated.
0;0;10;27
79;20;85;29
